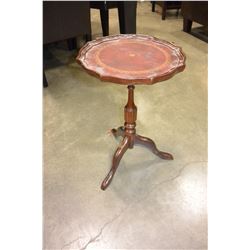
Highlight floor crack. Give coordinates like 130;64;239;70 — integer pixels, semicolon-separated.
61;160;207;250
135;160;207;204
112;160;208;240
80;206;130;250
61;236;86;250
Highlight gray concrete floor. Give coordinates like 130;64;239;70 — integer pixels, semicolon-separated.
43;2;207;249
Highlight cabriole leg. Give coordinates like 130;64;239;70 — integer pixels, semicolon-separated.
101;136;129;190
135;134;173;160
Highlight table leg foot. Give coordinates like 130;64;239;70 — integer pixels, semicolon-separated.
135;134;173;160
110;126;125;138
101;136;129;190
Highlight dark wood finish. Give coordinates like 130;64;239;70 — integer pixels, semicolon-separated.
43;1;91;44
117;1;137;34
101;86;173;190
181;1;208;33
100;4;109;36
90;1;137;36
43;71;48;88
151;1;182;20
152;1;156;12
90;1;116;36
183;18;192;33
67;38;77;51
76;34;185;85
43;1;92;87
85;33;92;42
77;34;185;190
162;2;167;20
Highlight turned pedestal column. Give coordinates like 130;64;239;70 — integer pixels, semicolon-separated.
101;85;174;190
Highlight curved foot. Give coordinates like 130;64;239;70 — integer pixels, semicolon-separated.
110;126;125;138
101;136;129;190
135;134;173;160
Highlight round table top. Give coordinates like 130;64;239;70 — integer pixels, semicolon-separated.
76;34;186;85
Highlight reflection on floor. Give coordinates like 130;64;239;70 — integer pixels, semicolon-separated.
43;2;207;249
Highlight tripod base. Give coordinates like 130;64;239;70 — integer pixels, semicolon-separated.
101;127;173;190
101;85;173;190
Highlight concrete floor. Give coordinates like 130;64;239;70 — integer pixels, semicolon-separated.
43;2;207;249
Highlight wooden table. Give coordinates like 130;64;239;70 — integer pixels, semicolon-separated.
77;34;186;190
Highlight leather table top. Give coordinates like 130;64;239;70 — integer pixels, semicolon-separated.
76;34;185;85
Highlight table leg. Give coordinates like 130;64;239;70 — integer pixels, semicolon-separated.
100;4;109;36
110;126;125;138
135;134;173;160
101;136;129;190
117;1;137;34
183;18;192;33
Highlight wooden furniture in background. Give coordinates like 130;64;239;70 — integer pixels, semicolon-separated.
90;1;137;36
77;34;186;190
181;1;208;33
151;1;182;20
43;1;92;87
43;1;91;45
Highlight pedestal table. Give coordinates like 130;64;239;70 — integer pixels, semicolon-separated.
77;34;186;190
